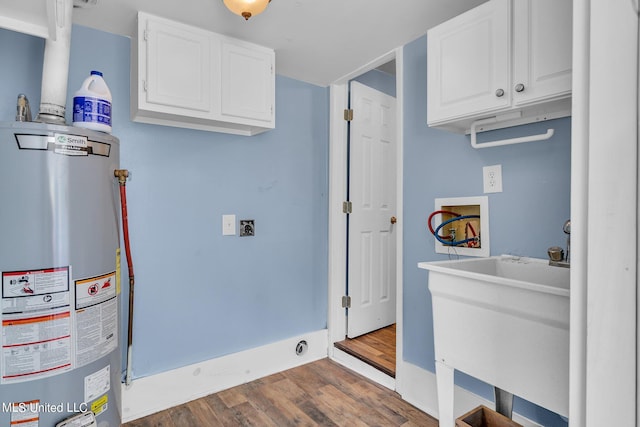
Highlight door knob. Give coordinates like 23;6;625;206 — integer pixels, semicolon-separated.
515;83;525;92
390;216;397;224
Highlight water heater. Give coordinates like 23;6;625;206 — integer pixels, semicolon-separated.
0;121;121;426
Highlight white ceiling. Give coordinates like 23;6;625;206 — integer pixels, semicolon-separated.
3;0;488;87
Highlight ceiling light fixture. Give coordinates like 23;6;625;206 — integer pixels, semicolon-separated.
223;0;271;20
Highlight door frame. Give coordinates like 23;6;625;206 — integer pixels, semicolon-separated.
327;47;404;389
570;0;638;425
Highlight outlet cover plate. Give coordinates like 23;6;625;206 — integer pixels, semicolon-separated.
222;214;236;236
483;164;503;193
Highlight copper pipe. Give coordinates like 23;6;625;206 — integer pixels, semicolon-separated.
114;169;135;386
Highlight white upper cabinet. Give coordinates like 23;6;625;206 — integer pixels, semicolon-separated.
131;12;275;136
512;0;572;107
427;0;572;133
220;38;275;125
143;16;214;118
427;0;511;125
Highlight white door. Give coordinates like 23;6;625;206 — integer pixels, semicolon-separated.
347;81;397;339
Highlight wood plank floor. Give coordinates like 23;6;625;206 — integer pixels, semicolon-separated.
334;324;396;377
123;357;437;427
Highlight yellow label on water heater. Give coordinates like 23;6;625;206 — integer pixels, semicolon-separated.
116;248;121;295
91;394;108;416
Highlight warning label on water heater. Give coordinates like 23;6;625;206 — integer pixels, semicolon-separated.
75;272;115;310
1;310;72;383
1;267;72;384
75;273;117;367
2;267;69;311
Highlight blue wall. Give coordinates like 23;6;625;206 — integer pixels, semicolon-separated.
403;35;571;426
0;25;329;379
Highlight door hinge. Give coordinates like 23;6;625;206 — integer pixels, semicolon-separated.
142;80;148;92
343;109;353;121
143;29;149;41
342;201;352;214
341;295;351;309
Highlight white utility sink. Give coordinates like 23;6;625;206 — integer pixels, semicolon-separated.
418;255;569;427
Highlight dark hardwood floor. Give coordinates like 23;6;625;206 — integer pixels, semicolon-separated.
334;324;396;377
123;357;436;427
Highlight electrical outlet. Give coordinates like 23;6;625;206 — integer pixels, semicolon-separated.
483;164;503;193
239;219;255;237
222;214;236;235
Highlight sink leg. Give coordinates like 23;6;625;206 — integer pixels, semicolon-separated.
435;360;455;427
494;387;514;419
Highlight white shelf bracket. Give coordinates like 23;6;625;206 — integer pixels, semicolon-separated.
470;117;555;149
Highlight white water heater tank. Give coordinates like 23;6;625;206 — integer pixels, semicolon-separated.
0;121;121;427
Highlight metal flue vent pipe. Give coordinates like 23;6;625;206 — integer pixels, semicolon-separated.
36;0;73;124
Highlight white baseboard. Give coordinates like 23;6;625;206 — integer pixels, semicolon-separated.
398;361;543;427
121;330;328;423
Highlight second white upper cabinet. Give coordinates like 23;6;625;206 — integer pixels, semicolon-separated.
512;0;572;106
427;0;572;132
220;38;275;125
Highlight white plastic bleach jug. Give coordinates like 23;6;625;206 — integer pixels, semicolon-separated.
73;70;112;133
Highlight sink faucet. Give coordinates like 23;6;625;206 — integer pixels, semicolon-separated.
548;219;570;268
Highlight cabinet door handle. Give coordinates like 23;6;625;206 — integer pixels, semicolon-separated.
515;83;525;93
495;88;505;97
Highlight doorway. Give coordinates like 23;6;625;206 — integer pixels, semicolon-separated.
327;49;404;388
345;80;397;340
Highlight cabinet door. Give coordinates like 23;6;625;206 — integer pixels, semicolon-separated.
144;15;213;116
220;39;274;125
512;0;572;106
427;0;511;125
